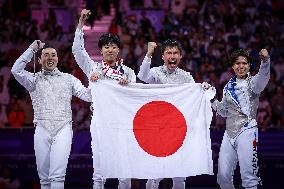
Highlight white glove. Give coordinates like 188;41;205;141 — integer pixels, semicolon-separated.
29;40;45;53
201;82;211;90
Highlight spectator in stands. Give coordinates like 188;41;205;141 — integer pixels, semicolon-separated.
139;11;153;41
18;93;34;127
0;76;9;106
0;59;13;106
7;96;25;128
0;105;8;128
257;93;272;131
0;167;20;189
108;19;120;35
271;86;284;128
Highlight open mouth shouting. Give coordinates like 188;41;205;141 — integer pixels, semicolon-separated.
168;60;177;65
167;59;178;70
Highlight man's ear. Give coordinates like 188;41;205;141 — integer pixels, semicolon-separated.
38;58;42;65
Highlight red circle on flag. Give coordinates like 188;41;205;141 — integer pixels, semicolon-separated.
133;101;187;157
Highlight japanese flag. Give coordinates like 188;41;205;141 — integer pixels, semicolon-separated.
90;80;214;179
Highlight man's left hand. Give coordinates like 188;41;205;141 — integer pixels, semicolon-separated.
118;79;128;85
259;49;269;61
90;73;100;82
201;82;211;90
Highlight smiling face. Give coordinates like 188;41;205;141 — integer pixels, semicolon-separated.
232;56;250;79
39;47;58;71
101;43;119;65
162;46;182;71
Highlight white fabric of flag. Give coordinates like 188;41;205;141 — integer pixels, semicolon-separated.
90;80;215;179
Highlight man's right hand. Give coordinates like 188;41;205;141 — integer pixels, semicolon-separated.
78;9;91;29
29;40;45;53
118;79;129;85
90;73;100;82
146;42;157;58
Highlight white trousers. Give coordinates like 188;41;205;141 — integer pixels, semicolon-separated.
146;177;185;189
90;124;131;189
217;127;260;189
34;124;73;189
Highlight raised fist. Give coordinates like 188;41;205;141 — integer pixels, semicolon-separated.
80;9;91;22
29;40;45;53
259;49;269;61
146;42;157;57
78;9;91;29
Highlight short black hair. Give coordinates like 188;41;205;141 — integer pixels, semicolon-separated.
37;43;56;57
98;33;121;49
161;39;183;54
230;49;250;65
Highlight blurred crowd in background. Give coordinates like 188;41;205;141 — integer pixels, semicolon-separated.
0;0;284;132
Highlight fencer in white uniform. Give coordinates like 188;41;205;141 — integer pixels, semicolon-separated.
11;41;92;189
72;9;136;189
138;40;211;189
212;49;270;189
